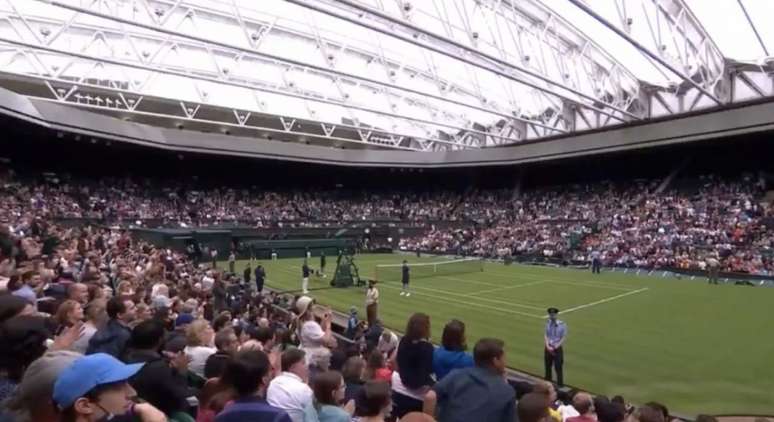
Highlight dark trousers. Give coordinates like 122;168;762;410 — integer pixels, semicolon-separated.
392;391;423;419
255;280;264;293
544;346;564;386
591;259;601;274
366;303;378;327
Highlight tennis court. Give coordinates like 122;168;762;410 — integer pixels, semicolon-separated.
234;253;774;416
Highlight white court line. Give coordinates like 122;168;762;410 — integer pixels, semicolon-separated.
436;275;500;287
272;264;544;311
549;287;650;317
466;280;547;296
376;283;544;319
483;271;636;292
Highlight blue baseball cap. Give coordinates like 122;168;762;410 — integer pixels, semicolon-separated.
53;353;144;408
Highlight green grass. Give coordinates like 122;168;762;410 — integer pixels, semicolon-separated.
233;254;774;416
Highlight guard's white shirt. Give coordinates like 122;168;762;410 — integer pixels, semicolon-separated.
267;371;313;422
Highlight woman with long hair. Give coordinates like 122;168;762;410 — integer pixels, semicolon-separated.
364;350;392;384
391;312;434;419
432;319;473;380
302;370;354;422
53;299;83;332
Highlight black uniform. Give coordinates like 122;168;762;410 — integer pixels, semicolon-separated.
320;254;327;272
255;266;265;293
243;266;251;284
402;264;410;287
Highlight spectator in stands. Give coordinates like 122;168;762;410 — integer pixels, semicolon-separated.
0;350;80;422
392;313;434;419
0;316;55;402
518;392;551;422
302;370;354;422
533;381;561;422
629;404;665;422
124;319;192;418
376;329;398;359
0;294;35;324
295;297;336;371
423;338;514;422
66;283;89;306
267;348;313;422
11;271;40;305
341;356;366;404
184;319;217;379
86;297;135;358
596;400;626;422
364;350;392;383
352;380;392;422
53;299;84;332
214;349;293;422
52;353;159;422
432;319;473;380
556;390;580;422
566;393;594;422
205;327;239;379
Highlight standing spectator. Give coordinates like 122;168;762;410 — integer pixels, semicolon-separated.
567;393;595;422
87;297;135;358
255;264;266;294
302;370;354;422
432;319;474;380
53;299;84;333
124;319;192;418
52;353;155;422
365;280;379;327
296;297;336;370
205;327;239;379
352;381;392;422
11;271;40;305
228;251;236;274
423;338;514;422
302;261;311;294
184;319;217;379
376;329;398;359
215;350;292;422
0;350;80;422
72;299;107;354
267;348;313;422
544;307;566;386
210;248;218;269
392;313;434;419
590;250;601;274
66;282;89;306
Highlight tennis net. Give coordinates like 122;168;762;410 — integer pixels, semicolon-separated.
374;258;484;283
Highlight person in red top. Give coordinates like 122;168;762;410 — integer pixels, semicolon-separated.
566;392;595;422
365;349;392;384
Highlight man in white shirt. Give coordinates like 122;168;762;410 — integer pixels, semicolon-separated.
267;348;313;422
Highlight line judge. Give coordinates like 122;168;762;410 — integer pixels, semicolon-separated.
544;307;567;386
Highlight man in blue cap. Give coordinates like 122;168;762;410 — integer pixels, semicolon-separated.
53;353;145;421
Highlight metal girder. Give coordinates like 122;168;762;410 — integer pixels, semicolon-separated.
27;0;564;149
736;0;769;57
293;0;641;123
586;0;726;104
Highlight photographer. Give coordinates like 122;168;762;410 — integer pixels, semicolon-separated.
295;296;337;372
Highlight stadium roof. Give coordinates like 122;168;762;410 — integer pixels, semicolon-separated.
0;0;772;152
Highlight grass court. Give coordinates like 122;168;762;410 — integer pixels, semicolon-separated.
233;253;774;416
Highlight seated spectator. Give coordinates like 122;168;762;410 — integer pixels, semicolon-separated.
87;297;135;358
0;315;55;402
629;404;666;422
184;319;216;379
11;271;39;305
53;353;166;422
124;319;192;418
556;390;580;422
215;350;292;422
302;370;354;422
352;380;392;422
364;350;391;384
518;392;551;422
392;313;434;419
0;294;35;324
0;350;80;422
533;381;561;422
341;356;366;404
423;338;514;422
267;348;313;422
566;393;594;422
205;327;239;379
432;319;473;380
596;400;626;422
66;283;89;306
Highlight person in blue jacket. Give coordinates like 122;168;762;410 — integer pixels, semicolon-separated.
433;319;474;380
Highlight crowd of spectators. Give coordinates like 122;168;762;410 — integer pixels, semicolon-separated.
0;164;741;421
